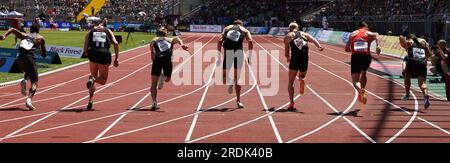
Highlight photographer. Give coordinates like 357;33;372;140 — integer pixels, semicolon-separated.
432;40;450;101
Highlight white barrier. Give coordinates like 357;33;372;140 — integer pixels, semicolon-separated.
189;25;222;33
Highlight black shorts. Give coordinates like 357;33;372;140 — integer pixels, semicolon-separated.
17;55;38;84
88;50;112;65
351;54;372;74
405;61;427;78
289;53;309;72
151;60;173;77
223;49;244;70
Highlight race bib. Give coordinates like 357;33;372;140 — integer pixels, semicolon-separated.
156;40;171;52
294;37;307;50
226;30;241;42
19;39;34;50
353;41;368;52
93;32;107;47
412;47;425;59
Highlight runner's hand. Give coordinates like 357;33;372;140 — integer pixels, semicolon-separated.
376;46;381;55
0;35;5;40
114;60;119;67
182;45;189;51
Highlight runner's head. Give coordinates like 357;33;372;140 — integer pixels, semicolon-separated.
437;39;447;49
156;26;168;37
30;25;39;34
357;20;368;29
233;19;244;26
289;22;299;32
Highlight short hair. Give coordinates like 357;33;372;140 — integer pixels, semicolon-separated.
358;20;368;29
406;33;417;40
30;25;39;33
289;22;299;31
233;19;244;26
437;39;447;46
156;26;168;37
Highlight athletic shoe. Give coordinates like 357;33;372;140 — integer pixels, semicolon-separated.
87;101;94;111
299;80;305;95
25;98;36;111
237;102;244;109
86;75;94;89
20;79;27;96
287;103;297;112
151;101;158;110
158;75;165;90
424;95;430;110
401;94;410;101
360;89;367;104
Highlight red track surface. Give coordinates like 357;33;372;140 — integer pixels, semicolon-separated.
0;33;449;143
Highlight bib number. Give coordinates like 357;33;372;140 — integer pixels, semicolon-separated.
19;39;34;50
353;41;368;52
156;40;171;52
294;37;307;50
412;47;426;59
93;32;107;48
226;30;241;42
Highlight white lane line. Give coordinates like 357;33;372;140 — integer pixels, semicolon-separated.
0;35;196;88
0;63;152;142
0;51;149;108
255;37;361;140
307;85;376;143
85;74;259;143
93;35;214;142
2;81;211;141
260;36;420;142
0;35;203;122
184;59;217;142
244;52;283;143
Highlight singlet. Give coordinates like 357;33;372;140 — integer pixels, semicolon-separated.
406;38;427;64
88;28;113;54
350;28;371;55
222;25;245;51
153;37;173;61
289;31;309;56
18;33;39;57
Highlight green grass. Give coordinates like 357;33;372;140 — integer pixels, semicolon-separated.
0;30;155;83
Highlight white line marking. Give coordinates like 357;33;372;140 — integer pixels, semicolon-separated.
0;63;152;141
93;35;214;142
243;52;283;143
307;85;376;143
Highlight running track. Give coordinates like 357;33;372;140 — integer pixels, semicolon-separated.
0;33;449;143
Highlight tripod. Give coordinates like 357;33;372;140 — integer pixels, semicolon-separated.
126;31;134;44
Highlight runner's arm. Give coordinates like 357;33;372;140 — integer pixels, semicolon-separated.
399;35;408;49
419;39;432;58
367;31;381;55
38;37;46;57
83;33;89;57
0;28;26;40
284;33;292;60
305;33;323;51
108;29;120;61
173;37;189;51
149;40;155;61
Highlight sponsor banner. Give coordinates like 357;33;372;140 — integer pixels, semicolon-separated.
35;51;62;64
268;27;290;36
46;45;84;58
0;57;15;72
25;21;73;29
190;25;222;33
247;27;269;34
0;48;18;58
306;28;320;38
316;30;333;42
327;31;351;46
370;35;407;58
